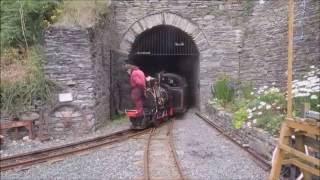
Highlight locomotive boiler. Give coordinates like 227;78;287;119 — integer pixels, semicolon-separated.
126;72;187;129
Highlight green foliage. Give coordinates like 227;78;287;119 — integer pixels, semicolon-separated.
242;0;255;16
0;47;56;116
233;108;248;129
54;0;110;27
0;0;61;49
230;97;248;112
239;82;255;99
255;112;284;135
213;76;235;107
294;92;320;117
310;92;320;112
259;91;285;106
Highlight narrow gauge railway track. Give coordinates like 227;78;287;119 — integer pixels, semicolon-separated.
144;120;185;180
1;129;149;171
195;112;271;172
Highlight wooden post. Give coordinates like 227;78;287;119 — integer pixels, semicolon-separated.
287;0;294;118
295;135;312;179
269;122;292;179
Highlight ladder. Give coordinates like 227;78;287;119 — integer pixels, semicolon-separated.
269;118;320;179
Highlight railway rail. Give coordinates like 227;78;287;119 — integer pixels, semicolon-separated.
144;120;185;180
195;112;271;172
0;129;149;171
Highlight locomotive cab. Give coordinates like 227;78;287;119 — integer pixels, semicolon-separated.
127;72;187;130
160;73;188;114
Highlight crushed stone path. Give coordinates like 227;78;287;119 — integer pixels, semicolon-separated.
173;111;268;179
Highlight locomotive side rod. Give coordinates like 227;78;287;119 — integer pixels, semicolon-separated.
195;112;271;172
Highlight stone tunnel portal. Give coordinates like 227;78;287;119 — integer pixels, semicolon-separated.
129;25;200;108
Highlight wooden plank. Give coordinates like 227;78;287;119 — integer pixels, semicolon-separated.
295;135;312;179
0;120;32;130
286;120;320;135
286;0;294;119
269;123;292;180
283;158;320;176
279;143;320;166
294;134;320;150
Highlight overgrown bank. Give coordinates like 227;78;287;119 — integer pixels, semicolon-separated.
209;66;320;136
1;0;61;118
0;0;110;119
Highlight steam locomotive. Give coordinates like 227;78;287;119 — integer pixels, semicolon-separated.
126;72;187;129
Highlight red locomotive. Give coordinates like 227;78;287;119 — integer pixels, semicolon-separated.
126;72;187;129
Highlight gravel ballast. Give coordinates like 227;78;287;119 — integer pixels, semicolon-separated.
1;138;145;180
0;120;131;158
2;111;269;179
173;111;268;179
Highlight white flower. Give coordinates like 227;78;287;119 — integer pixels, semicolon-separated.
266;104;271;110
295;92;310;97
272;82;276;86
310;95;318;100
310;65;315;69
253;119;257;124
269;87;280;93
252;107;256;111
263;85;268;89
247;122;252;128
250;92;254;95
258;105;263;109
317;104;320;107
276;106;281;109
257;112;262;115
247;109;252;113
259;101;266;106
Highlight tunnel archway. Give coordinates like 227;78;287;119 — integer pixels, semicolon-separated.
128;25;200;108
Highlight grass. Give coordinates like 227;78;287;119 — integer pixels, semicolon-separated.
54;0;110;28
0;46;56;117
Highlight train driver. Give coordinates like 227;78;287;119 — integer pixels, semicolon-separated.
124;64;146;117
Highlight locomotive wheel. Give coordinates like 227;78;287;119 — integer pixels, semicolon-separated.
153;120;160;127
152;115;160;127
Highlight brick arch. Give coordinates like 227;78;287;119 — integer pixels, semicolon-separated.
119;12;210;54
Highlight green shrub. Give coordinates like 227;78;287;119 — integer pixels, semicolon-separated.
233;108;248;129
310;92;320;112
0;0;61;49
294;92;320;117
213;76;235;107
230;97;249;112
255;111;284;135
0;47;56;116
259;89;285;106
239;82;255;99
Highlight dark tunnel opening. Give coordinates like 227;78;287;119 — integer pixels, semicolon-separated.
128;25;200;108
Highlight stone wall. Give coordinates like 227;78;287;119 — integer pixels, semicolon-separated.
44;27;96;135
113;0;245;110
44;8;117;135
89;9;118;129
113;0;320;110
240;0;320;87
43;0;319;134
